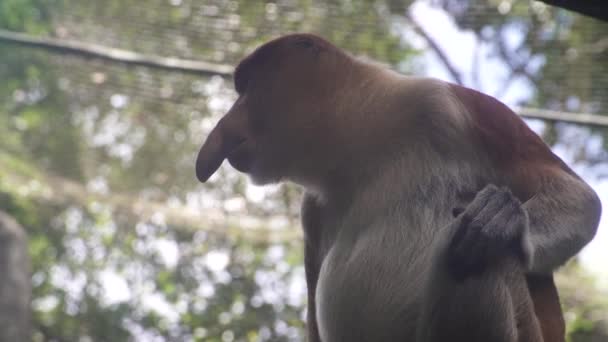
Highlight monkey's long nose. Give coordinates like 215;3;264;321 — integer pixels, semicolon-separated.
195;124;228;182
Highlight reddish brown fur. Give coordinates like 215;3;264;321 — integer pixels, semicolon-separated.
450;84;569;342
528;275;566;342
234;34;337;95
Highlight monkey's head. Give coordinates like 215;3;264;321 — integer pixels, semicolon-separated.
196;34;354;186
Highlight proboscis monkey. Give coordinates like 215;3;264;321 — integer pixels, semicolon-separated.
195;34;601;342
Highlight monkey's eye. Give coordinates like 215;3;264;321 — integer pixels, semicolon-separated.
293;37;314;49
243;95;266;132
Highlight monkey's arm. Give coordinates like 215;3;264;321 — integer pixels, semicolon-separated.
301;194;323;342
508;161;601;274
451;84;602;274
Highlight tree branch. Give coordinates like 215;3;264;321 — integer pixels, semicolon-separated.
517;107;608;128
0;211;30;342
405;11;464;85
493;28;537;98
0;29;233;77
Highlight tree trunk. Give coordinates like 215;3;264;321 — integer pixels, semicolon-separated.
0;211;30;342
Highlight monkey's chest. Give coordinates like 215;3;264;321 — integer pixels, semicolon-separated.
315;226;430;342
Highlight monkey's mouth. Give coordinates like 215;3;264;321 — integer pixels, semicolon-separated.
227;141;252;173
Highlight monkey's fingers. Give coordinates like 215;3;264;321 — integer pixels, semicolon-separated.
448;223;489;278
461;184;500;218
483;200;524;240
469;187;513;223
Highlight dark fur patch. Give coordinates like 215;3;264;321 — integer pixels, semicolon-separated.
234;34;330;94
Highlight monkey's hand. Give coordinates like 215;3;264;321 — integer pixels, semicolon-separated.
447;185;532;279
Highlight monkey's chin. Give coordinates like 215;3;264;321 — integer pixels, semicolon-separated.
248;170;279;186
228;158;248;173
227;148;252;173
227;158;274;185
245;164;282;186
249;174;267;185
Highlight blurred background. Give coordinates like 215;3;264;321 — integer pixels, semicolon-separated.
0;0;607;341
